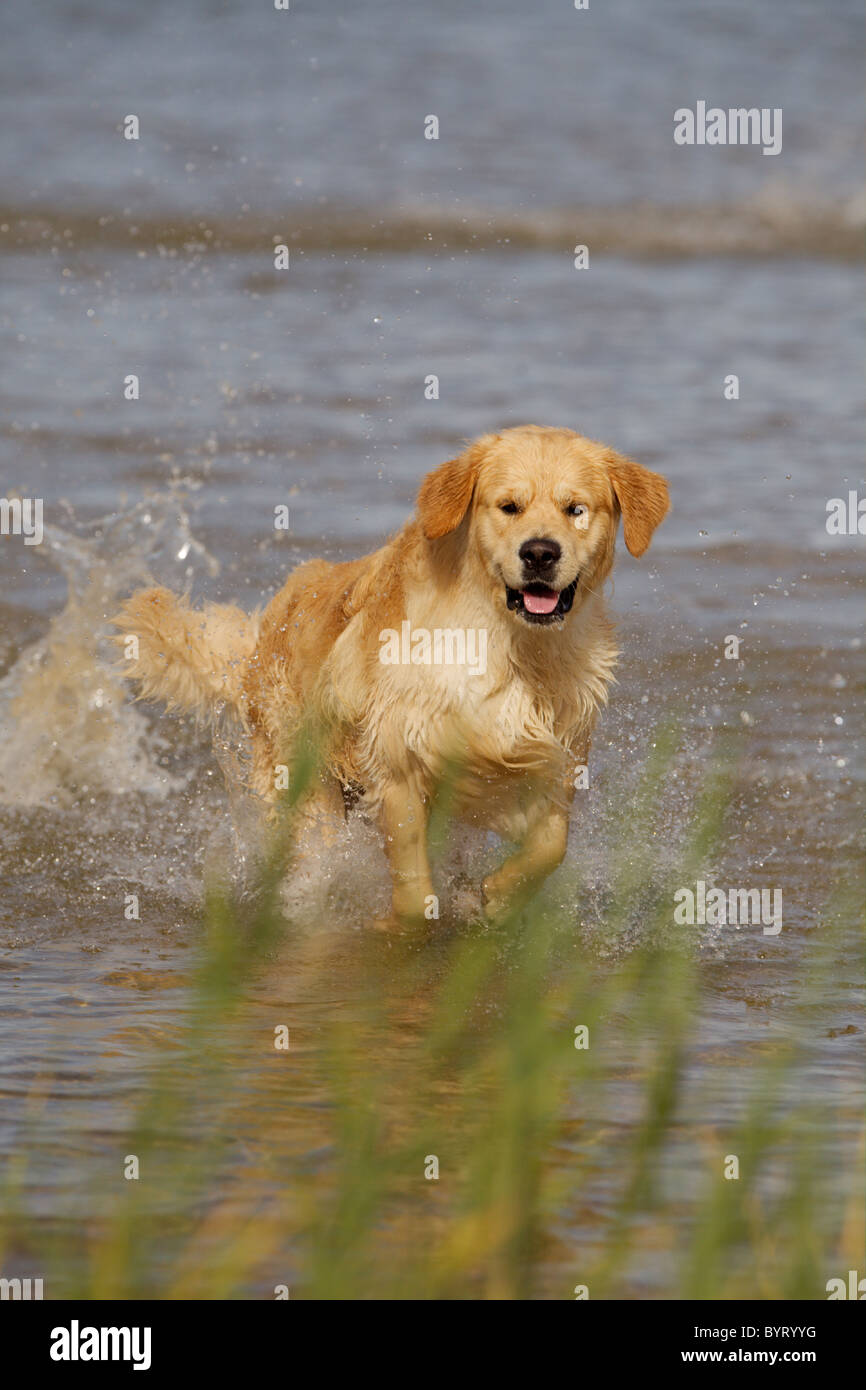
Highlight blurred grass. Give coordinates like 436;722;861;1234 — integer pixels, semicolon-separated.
0;727;862;1300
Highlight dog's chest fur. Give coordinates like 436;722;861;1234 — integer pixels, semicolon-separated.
335;585;617;827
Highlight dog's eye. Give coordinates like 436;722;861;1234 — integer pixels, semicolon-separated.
499;501;521;515
567;503;588;517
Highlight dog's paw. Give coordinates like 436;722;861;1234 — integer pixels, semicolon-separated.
369;911;426;935
481;875;510;924
370;912;403;934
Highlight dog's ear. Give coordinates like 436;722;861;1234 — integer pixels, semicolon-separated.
605;450;670;558
416;437;491;540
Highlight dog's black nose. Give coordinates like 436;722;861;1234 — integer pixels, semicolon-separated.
519;537;561;573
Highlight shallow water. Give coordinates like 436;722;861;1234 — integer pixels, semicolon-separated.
0;0;863;1297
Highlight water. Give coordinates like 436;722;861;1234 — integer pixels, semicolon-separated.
0;0;862;1297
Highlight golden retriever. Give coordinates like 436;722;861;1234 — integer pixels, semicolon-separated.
114;425;669;928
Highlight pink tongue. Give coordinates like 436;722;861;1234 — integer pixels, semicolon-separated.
522;588;559;615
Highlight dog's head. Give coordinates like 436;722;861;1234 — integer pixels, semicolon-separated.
416;425;670;626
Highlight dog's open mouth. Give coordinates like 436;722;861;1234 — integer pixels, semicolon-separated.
505;578;578;624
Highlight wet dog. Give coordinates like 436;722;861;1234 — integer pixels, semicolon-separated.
115;425;669;928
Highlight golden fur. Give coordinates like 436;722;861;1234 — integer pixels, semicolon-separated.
114;425;669;928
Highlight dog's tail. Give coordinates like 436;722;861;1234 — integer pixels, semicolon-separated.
112;586;258;725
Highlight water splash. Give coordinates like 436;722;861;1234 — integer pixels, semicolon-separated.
0;485;218;807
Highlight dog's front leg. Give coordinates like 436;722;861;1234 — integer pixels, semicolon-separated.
482;797;572;923
374;778;434;931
